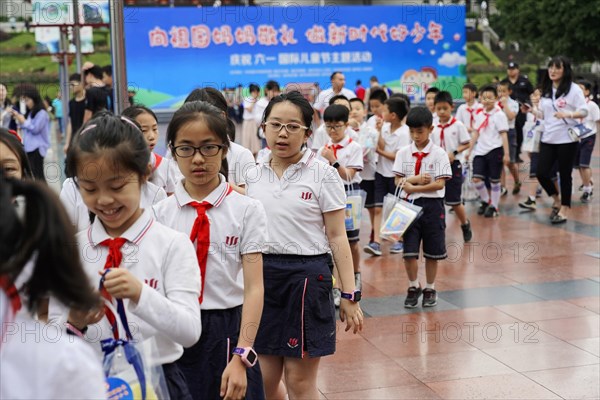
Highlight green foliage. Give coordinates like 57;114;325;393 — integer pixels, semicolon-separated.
467;42;502;66
495;0;600;62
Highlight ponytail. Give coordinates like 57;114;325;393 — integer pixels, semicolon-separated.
0;174;99;312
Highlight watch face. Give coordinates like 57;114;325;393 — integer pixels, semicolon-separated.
246;349;257;364
354;291;362;302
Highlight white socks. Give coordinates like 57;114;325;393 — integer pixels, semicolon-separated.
490;182;502;208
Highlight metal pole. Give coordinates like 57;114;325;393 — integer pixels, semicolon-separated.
109;0;127;114
73;0;82;72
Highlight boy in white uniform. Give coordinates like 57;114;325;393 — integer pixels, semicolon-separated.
575;79;600;203
497;81;521;195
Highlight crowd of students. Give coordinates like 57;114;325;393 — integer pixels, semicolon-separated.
1;55;598;399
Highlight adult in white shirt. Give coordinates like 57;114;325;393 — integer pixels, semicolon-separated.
313;72;356;117
254;80;281;140
534;56;588;223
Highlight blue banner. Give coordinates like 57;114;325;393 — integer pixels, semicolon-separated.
124;5;466;109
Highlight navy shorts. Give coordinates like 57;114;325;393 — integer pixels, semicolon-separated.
359;179;376;208
177;306;265;400
163;362;193;400
403;198;446;260
374;172;397;207
445;160;464;206
473;147;504;183
575;135;596;168
508;128;518;163
255;254;336;359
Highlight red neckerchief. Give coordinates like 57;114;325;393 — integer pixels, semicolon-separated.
189;184;233;304
329;138;352;158
437;117;456;150
412;151;429;175
98;237;128;339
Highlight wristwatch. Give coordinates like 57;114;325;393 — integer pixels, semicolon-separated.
232;347;258;368
340;290;362;302
453;150;459;156
331;161;341;169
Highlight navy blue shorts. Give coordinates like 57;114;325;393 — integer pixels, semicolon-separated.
177;306;265;400
163;362;193;400
359;179;376;208
255;254;336;359
575;135;596;168
473;147;504;183
374;172;397;207
445;160;464;206
403;198;446;260
508;128;518;163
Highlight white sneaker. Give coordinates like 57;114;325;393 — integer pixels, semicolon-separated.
333;288;341;308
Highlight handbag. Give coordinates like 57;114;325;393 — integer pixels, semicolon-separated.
99;271;170;400
380;183;423;242
345;189;367;231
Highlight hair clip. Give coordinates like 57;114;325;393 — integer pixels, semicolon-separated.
79;124;97;135
120;116;141;132
7;129;22;143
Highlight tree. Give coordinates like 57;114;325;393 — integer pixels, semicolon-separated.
495;0;600;63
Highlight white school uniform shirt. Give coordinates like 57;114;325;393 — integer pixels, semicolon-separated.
366;114;378;129
472;108;509;157
499;97;519;129
59;177;167;232
456;101;483;130
255;147;271;164
245;150;346;255
375;124;411;177
580;98;600;138
243;98;258;121
316;135;364;185
153;175;268;310
432;117;471;155
49;210;201;365
355;121;379;180
393;140;452;200
313;88;357;113
1;312;107;399
227;142;256;186
149;152;183;194
540;83;588;144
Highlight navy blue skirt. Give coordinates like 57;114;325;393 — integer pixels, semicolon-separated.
254;253;336;359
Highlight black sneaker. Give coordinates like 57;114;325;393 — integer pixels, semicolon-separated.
461;220;473;242
581;191;592;203
422;288;438;307
501;186;508;197
518;197;537;210
404;286;422;308
477;201;489;215
484;205;499;218
512;181;522;195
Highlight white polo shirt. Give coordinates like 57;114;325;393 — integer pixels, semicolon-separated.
375;124;410;177
456;101;483;130
472;109;509;157
393;140;452;200
150;152;183;194
313;87;357;113
540;83;588;144
228;142;256;186
245;150;346;255
153;175;268;310
581;99;600;138
49;209;201;365
1;313;107;399
355;121;379;180
499;97;519;129
432;117;471;154
316;136;364;185
59;178;167;232
255;147;271;164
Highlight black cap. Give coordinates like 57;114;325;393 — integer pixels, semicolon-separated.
507;61;519;69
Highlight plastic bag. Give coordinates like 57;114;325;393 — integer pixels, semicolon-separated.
461;161;479;202
345;189;367;231
380;183;423;242
522;120;541;153
100;273;170;400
